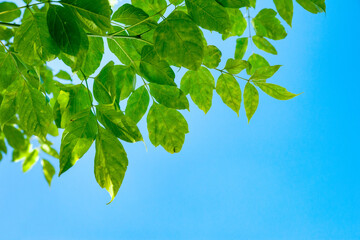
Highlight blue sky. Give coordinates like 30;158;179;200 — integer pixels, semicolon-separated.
1;1;359;239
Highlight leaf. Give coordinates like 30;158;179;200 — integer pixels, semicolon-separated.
250;65;281;81
153;11;205;71
0;80;22;127
55;70;72;80
273;0;293;26
47;5;84;56
255;82;301;100
112;3;149;25
235;37;248;60
59;109;97;175
41;143;60;159
296;0;326;14
216;0;250;8
41;159;56;186
58;26;90;73
131;0;167;21
125;86;150;123
216;74;242;116
225;58;248;74
61;0;112;34
147;103;189;153
0;52;18;91
203;45;222;69
18;83;53;138
250;0;256;8
93;61;115;105
107;27;142;66
140;45;176;86
181;67;215;114
22;149;39;173
149;83;189;110
56;84;93;128
252;35;278;55
113;65;136;102
252;8;287;40
222;9;247;40
95;126;128;203
3;125;26;150
0;26;14;41
244;82;259;122
0;2;21;22
96;105;143;143
186;0;230;34
246;53;270;75
14;13;59;65
81;37;104;78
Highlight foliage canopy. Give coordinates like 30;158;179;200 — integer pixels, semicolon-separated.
0;0;326;203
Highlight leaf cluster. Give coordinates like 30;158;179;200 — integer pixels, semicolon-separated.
0;0;325;202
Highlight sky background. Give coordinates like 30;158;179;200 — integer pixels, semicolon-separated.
1;0;360;239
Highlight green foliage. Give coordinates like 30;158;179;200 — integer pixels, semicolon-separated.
0;0;325;202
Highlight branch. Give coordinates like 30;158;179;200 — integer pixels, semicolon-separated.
0;22;20;28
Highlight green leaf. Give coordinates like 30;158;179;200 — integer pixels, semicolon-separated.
252;35;278;55
0;80;22;127
216;0;250;8
131;0;167;21
96;105;143;143
0;26;14;41
47;5;84;56
58;26;89;73
14;13;60;65
250;0;256;8
203;45;222;69
222;9;247;40
61;0;112;34
107;27;142;66
112;3;149;25
235;37;248;60
41;159;56;186
246;53;270;75
3;125;26;150
255;82;300;100
252;8;287;40
18;83;53;138
55;70;72;80
125;86;150;123
225;58;248;74
0;2;21;22
93;61;115;105
273;0;293;26
181;67;215;114
140;45;176;86
0;52;18;91
149;83;189;110
244;82;259;122
216;74;242;116
113;65;136;102
147;103;189;153
296;0;326;14
186;0;230;34
56;84;93;128
153;11;205;71
250;65;281;81
22;149;39;173
80;37;104;78
59;109;97;175
95;126;128;203
41;142;60;159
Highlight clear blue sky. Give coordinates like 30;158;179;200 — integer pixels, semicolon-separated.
1;1;359;239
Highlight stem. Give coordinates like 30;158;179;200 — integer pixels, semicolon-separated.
87;33;152;45
0;2;44;16
80;69;96;114
247;8;254;53
214;68;250;82
0;22;20;28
